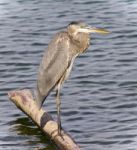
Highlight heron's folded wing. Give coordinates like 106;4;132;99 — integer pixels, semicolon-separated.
37;32;70;96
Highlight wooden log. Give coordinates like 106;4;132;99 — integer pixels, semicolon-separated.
8;89;80;150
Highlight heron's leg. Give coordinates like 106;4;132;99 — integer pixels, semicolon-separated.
56;84;62;136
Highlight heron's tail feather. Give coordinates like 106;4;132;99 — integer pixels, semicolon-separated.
35;89;46;109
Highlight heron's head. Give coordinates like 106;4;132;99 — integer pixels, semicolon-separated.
67;21;109;36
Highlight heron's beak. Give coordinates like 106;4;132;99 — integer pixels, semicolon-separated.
79;26;110;34
88;27;110;34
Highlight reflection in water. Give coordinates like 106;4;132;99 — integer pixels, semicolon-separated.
10;117;57;150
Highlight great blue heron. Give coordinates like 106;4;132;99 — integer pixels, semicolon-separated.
35;21;109;136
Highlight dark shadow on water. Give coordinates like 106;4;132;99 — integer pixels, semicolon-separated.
10;117;58;150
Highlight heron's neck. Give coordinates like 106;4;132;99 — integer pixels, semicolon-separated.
69;33;90;53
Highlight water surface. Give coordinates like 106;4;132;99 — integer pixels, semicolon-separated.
0;0;137;150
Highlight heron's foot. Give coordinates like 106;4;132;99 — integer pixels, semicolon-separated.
50;126;64;141
58;124;64;140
